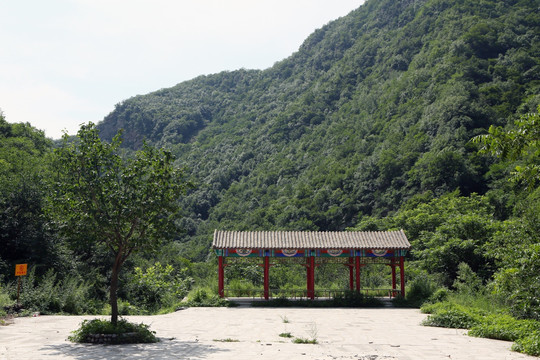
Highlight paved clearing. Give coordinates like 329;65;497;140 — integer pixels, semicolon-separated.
0;307;536;359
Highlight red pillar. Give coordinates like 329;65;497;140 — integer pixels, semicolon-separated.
306;258;311;298
399;256;406;298
348;257;354;291
391;260;396;297
264;255;270;300
309;255;315;299
355;254;361;292
218;255;225;298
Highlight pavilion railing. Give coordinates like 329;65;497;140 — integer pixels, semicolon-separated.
223;288;402;299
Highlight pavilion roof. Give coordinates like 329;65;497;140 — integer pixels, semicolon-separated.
212;230;410;250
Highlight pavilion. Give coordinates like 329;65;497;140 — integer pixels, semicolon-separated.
212;230;411;300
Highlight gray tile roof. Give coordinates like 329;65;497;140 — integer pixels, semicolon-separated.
213;230;410;250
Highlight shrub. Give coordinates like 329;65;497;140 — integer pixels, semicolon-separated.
69;318;158;344
469;315;540;342
512;331;540;357
184;287;229;307
421;303;482;329
13;269;97;315
405;274;439;307
227;279;258;297
126;262;192;313
429;288;449;303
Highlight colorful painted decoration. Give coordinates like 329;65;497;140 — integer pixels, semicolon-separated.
281;249;298;257
236;249;252;257
327;249;343;257
372;249;388;257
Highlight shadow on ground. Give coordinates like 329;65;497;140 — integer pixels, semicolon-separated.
40;339;228;359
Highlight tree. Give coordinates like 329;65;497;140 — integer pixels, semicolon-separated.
473;106;540;190
48;123;190;324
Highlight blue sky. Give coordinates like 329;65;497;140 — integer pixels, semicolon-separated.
0;1;363;139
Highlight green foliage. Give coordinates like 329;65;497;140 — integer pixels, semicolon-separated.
14;268;100;315
68;318;158;344
184;287;229;307
252;292;382;308
421;303;482;329
353;192;501;286
279;332;293;338
512;332;540;357
48;122;190;323
469;314;540;342
226;279;258;297
453;262;482;295
487;188;540;320
473;106;540;189
402;273;440;307
126;262;192;312
292;337;318;344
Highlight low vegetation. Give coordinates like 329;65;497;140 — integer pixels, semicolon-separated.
68;318;158;344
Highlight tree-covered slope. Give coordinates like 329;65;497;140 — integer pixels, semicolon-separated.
97;0;540;259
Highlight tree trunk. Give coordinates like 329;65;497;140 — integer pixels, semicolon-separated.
110;254;123;325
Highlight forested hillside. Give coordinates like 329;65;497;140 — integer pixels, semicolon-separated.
98;0;540;259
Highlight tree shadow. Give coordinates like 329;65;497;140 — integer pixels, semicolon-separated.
40;339;228;359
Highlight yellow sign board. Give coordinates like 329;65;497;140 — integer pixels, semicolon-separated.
15;264;27;276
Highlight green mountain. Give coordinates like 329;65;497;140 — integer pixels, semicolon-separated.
97;0;540;260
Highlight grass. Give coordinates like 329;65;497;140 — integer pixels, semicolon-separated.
213;338;240;342
279;332;293;338
292;337;318;344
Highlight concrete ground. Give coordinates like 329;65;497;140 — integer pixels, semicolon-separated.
0;307;536;360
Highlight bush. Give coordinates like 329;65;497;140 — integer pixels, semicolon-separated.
227;279;258;297
394;274;440;307
126;262;192;313
13;268;98;315
512;331;540;357
421;303;482;329
184;288;229;307
68;318;158;344
429;288;449;303
469;315;540;342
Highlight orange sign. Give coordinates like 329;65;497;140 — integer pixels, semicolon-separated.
15;264;27;276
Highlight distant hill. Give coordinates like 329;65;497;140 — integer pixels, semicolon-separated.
97;0;540;260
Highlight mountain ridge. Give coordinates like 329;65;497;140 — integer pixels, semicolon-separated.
97;0;540;259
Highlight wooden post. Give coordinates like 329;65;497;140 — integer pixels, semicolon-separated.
309;255;315;300
400;255;405;298
306;257;311;298
17;277;21;305
264;255;270;300
391;259;396;297
348;257;354;291
355;254;361;292
218;255;225;298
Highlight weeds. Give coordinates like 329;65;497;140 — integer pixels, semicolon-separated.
292;337;318;344
213;338;240;342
